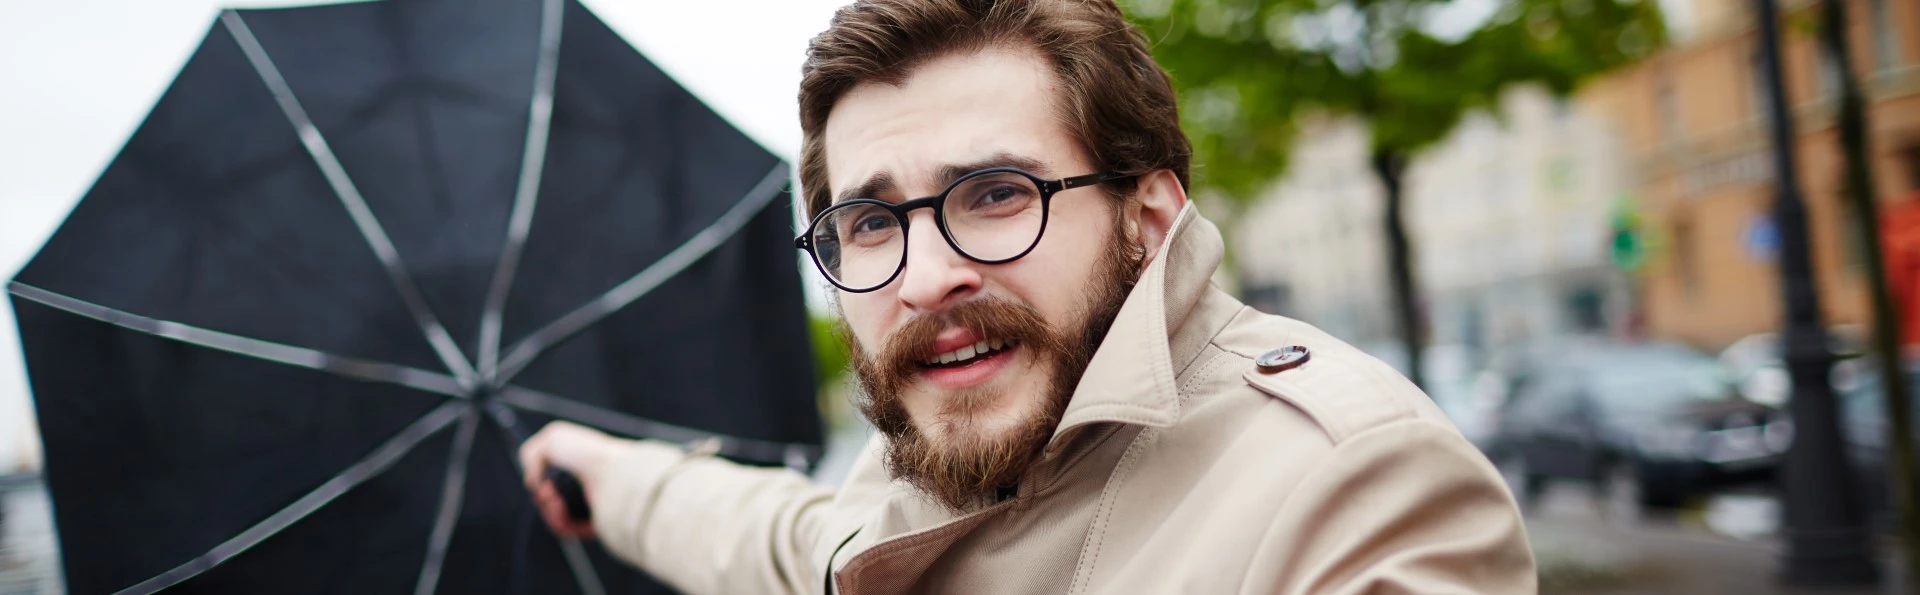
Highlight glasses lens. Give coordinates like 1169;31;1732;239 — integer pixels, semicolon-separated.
943;172;1045;261
811;201;905;290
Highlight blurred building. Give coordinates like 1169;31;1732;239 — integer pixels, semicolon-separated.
1582;0;1920;350
1234;87;1635;353
1405;87;1637;350
1235;120;1398;346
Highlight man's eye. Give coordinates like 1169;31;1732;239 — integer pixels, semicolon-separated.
971;184;1031;209
980;187;1018;204
854;214;897;233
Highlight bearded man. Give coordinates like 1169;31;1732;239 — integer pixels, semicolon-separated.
518;0;1535;592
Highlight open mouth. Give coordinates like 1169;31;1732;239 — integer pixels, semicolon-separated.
921;338;1018;369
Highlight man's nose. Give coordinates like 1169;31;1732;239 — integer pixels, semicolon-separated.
895;210;981;312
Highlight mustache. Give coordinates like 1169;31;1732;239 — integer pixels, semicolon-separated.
873;297;1066;382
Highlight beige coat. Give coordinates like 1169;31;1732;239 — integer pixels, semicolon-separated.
588;206;1536;594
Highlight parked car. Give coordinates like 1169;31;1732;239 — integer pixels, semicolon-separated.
1719;326;1864;407
1491;341;1789;510
1835;359;1920;535
1355;342;1503;450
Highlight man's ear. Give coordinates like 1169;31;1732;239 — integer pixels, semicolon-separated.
1123;170;1188;270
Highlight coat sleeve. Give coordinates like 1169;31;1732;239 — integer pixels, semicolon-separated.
588;439;834;595
1242;419;1537;595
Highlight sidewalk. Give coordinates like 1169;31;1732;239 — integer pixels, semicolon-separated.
1527;484;1910;594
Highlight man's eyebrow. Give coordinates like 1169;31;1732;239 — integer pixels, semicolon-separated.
934;153;1049;189
836;171;896;204
833;153;1050;204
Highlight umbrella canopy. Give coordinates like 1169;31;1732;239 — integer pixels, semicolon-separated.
7;0;823;592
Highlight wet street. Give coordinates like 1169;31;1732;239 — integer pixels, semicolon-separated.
1525;481;1911;595
0;476;60;595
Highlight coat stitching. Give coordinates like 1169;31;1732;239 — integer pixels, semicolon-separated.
1176;350;1231;406
1068;427;1156;594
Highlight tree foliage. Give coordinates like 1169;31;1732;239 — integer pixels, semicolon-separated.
1125;0;1668;203
1126;0;1663;388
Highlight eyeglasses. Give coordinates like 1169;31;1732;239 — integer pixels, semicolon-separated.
795;167;1133;293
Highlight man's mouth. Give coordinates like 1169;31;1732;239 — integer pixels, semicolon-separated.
912;335;1022;391
922;338;1017;369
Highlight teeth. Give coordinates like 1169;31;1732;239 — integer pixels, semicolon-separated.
925;338;1012;366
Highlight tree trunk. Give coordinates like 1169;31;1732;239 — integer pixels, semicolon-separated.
1371;149;1426;389
1820;0;1920;583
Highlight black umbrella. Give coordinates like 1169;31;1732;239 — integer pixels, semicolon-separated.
7;0;823;593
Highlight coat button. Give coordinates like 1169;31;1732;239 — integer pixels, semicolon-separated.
1256;346;1310;373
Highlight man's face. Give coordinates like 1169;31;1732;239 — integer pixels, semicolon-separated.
823;48;1140;511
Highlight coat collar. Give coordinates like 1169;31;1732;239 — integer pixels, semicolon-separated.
1048;203;1238;442
834;207;1243;589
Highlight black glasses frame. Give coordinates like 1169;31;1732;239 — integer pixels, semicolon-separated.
794;167;1133;293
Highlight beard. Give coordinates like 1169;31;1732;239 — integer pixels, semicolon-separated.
844;222;1144;513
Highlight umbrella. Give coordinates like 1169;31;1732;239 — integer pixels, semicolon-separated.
7;0;823;593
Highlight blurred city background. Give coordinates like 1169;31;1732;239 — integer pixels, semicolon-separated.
3;0;1919;593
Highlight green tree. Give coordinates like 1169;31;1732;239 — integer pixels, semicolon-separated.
810;313;851;394
1128;0;1663;387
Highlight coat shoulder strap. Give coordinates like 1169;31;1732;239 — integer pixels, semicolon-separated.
1238;343;1420;444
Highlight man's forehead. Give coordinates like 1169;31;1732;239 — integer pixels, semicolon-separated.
819;48;1082;203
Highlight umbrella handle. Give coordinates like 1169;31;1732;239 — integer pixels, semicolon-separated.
545;467;592;523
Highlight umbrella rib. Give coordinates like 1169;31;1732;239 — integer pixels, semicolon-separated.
221;11;481;392
492;163;790;384
477;0;566;384
476;401;606;595
114;401;468;595
497;384;822;466
556;536;608;595
413;405;480;595
8;281;465;398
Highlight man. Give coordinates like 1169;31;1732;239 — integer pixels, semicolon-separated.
519;1;1535;593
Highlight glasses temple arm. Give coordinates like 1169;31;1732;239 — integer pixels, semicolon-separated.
1057;171;1135;190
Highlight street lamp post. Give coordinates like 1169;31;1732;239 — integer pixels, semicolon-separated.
1752;0;1881;585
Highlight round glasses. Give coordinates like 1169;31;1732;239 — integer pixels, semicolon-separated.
795;167;1133;293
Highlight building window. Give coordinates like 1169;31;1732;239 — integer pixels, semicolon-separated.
1818;45;1843;99
1566;286;1607;332
1748;49;1771;121
1838;181;1868;272
1870;0;1898;72
1673;214;1700;300
1655;66;1683;145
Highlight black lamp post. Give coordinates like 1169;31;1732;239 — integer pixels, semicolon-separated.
1752;0;1880;585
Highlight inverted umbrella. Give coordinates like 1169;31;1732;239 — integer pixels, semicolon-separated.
7;0;823;593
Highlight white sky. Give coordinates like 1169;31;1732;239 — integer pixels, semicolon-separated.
0;0;852;471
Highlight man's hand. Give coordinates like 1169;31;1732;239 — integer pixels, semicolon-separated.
518;420;625;539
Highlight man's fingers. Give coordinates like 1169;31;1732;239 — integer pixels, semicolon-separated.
534;481;595;538
515;421;608;538
534;482;566;527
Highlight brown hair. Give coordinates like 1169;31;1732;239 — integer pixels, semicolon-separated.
797;0;1191;218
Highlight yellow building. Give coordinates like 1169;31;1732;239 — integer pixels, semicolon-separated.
1584;0;1920;349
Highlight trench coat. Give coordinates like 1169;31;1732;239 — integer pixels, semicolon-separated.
583;205;1536;594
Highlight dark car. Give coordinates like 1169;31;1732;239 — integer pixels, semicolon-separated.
1834;359;1920;535
1492;341;1789;511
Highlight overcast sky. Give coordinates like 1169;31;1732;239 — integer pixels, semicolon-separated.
0;0;852;471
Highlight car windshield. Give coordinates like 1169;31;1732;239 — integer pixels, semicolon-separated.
1585;349;1728;413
